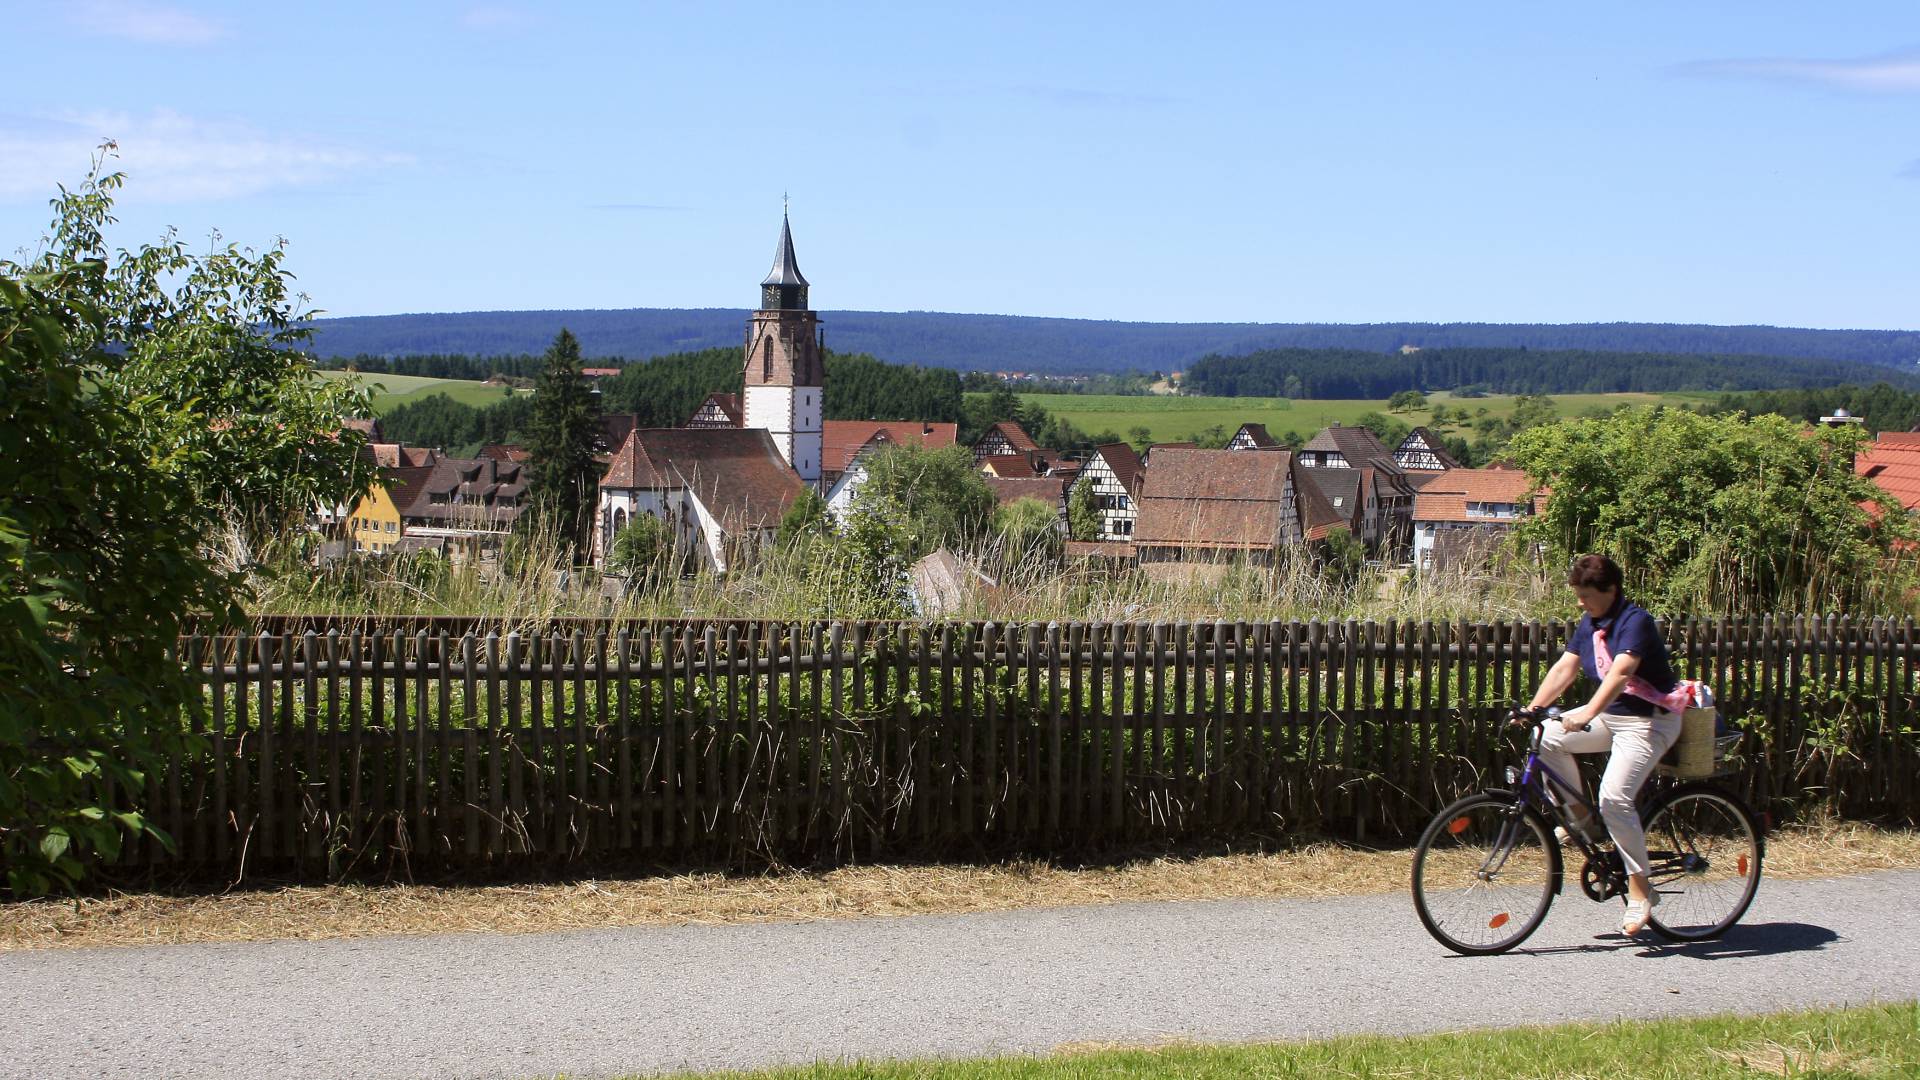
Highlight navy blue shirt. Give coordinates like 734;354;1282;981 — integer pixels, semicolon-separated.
1564;596;1678;716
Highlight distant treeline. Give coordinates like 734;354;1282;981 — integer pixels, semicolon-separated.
304;308;1920;376
1704;384;1920;434
375;348;966;454
1183;347;1920;399
317;353;548;381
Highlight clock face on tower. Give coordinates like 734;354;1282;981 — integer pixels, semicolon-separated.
761;285;783;310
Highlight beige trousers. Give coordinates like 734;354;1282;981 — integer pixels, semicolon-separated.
1538;709;1683;877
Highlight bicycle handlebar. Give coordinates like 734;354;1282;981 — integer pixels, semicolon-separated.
1508;704;1563;727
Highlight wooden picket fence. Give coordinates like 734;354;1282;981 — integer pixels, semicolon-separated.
126;614;1919;877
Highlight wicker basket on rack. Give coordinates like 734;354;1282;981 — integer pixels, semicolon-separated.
1668;706;1720;779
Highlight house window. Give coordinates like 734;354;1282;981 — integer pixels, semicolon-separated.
386;521;396;534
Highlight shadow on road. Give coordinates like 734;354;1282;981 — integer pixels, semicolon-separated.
1487;921;1841;960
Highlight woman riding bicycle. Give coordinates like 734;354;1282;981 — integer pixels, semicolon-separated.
1522;554;1687;935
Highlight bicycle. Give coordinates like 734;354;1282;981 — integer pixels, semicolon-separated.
1411;704;1764;955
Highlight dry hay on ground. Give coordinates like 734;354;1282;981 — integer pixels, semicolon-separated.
3;821;1914;952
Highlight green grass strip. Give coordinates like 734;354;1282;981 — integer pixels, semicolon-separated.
616;1002;1919;1080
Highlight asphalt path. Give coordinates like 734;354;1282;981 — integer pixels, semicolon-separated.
3;870;1916;1080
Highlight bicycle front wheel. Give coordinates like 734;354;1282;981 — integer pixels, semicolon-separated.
1412;792;1559;955
1641;782;1764;941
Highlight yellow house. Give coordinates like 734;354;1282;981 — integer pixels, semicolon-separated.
347;481;404;555
346;463;435;555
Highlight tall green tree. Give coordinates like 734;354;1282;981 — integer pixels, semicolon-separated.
856;444;996;557
522;329;603;558
1067;477;1101;541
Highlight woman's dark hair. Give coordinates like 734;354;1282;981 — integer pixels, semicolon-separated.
1566;554;1623;592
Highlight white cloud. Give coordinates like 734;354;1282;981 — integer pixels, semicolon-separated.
67;0;227;45
1680;48;1920;92
0;109;411;203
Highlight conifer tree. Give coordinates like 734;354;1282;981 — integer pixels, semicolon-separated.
523;329;602;558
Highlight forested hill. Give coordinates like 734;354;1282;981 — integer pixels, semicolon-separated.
1184;347;1920;398
305;308;1920;376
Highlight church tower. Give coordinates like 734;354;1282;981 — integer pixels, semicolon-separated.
743;211;824;486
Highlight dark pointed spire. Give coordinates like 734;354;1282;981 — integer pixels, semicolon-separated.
759;208;810;310
762;211;809;288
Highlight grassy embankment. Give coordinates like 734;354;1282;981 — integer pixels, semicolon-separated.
314;368;520;413
624;1003;1919;1080
1005;390;1719;445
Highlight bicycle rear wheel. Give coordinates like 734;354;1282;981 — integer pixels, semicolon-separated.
1640;782;1763;941
1412;793;1559;955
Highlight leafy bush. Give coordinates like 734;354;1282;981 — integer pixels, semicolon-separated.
1;148;363;894
1509;408;1918;613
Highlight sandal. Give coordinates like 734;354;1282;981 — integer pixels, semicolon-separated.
1621;891;1660;935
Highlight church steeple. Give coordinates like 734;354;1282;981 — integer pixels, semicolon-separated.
760;211;809;311
743;206;824;487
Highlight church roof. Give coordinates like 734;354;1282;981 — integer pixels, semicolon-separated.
762;213;809;288
600;427;804;531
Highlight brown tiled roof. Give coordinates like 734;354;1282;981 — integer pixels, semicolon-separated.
1134;449;1293;550
400;457;527;527
1412;468;1540;524
976;420;1038;453
1291;458;1347;541
599;427;803;531
1093;442;1144;494
342;417;383;440
385;465;437;514
686;392;743;428
1300;467;1365;536
366;443;441;469
980;454;1041;479
1302;424;1389;459
599;413;640;454
1404;470;1449;490
1233;423;1280;449
1065;540;1136;560
1397;427;1461;470
984;476;1067;508
822;420;959;475
478;444;529;464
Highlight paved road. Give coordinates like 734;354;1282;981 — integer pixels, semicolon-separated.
4;871;1916;1080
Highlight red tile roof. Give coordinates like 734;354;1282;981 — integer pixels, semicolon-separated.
822;420;959;475
1412;468;1540;524
1857;432;1920;513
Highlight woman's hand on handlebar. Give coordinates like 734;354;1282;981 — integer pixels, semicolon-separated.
1508;704;1561;727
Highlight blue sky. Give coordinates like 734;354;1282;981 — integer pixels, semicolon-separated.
4;1;1920;328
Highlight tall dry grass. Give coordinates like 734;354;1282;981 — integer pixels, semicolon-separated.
250;522;1570;628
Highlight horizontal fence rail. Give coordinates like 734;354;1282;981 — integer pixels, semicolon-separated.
113;615;1920;876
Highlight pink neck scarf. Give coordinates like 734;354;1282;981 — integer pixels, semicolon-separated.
1593;627;1695;714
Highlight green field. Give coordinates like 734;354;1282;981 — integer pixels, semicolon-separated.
315;369;522;414
1006;390;1718;444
